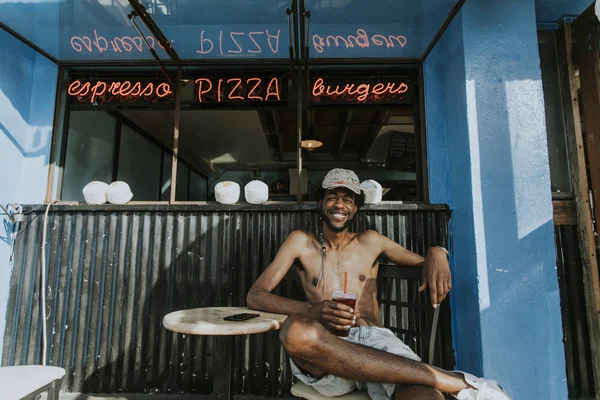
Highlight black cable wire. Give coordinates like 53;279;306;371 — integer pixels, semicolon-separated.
0;204;46;217
14;214;40;237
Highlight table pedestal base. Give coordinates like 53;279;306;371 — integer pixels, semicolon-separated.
214;336;234;400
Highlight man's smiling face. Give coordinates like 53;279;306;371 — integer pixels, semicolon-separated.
318;187;359;233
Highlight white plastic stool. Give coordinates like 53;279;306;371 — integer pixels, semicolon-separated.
360;179;383;204
215;181;241;204
291;382;370;400
0;365;65;400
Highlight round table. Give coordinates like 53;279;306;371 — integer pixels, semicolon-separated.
163;307;287;400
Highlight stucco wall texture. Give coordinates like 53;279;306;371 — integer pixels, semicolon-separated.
424;0;585;398
0;28;57;360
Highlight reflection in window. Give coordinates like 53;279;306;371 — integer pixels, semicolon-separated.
161;153;172;201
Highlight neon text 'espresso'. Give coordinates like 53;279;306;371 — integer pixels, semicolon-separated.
69;29;281;56
68;80;173;104
71;30;174;54
312;78;408;103
195;77;281;103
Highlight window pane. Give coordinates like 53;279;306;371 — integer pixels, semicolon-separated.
177;69;421;202
62;111;116;201
176;162;190;201
190;170;208;201
538;30;572;192
114;109;175;202
117;124;162;201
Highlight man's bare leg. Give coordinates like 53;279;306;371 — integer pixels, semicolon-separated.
280;314;468;394
293;358;444;399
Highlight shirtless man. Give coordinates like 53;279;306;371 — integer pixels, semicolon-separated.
247;169;509;400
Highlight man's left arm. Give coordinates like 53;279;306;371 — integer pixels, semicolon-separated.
365;230;451;307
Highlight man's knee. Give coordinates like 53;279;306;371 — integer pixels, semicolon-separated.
279;314;322;356
394;385;445;400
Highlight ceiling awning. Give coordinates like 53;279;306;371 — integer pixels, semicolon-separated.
0;0;466;63
1;0;592;64
306;0;461;59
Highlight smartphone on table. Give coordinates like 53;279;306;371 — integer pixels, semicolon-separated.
223;313;260;322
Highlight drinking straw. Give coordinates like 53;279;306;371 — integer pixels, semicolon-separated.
344;271;348;294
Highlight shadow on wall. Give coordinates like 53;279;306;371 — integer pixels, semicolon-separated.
3;210;316;395
71;215;297;396
426;2;566;399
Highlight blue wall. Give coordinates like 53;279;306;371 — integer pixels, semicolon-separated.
0;28;57;361
425;0;568;398
425;11;486;377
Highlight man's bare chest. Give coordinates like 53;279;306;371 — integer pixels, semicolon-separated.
297;245;379;291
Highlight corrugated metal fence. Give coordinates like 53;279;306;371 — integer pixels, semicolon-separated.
2;205;451;395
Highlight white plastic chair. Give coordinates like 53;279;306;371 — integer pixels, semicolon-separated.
0;365;65;400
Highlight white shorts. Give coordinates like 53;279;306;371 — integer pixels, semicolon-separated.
289;326;421;400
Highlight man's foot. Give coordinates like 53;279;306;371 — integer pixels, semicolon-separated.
453;371;511;400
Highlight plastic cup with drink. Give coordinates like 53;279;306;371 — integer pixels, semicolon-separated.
331;290;357;337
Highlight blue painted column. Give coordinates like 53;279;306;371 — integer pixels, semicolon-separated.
0;29;57;361
425;0;567;398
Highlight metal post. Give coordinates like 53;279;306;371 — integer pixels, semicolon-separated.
297;78;303;204
170;67;182;203
296;0;307;204
45;68;67;203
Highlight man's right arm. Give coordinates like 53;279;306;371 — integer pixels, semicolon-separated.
246;230;312;315
248;231;356;332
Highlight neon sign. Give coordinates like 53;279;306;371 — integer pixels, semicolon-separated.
68;28;409;58
69;29;282;57
312;29;407;54
67;76;409;106
311;77;411;105
67;79;173;104
194;77;282;103
196;30;281;55
67;76;286;106
70;30;174;54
